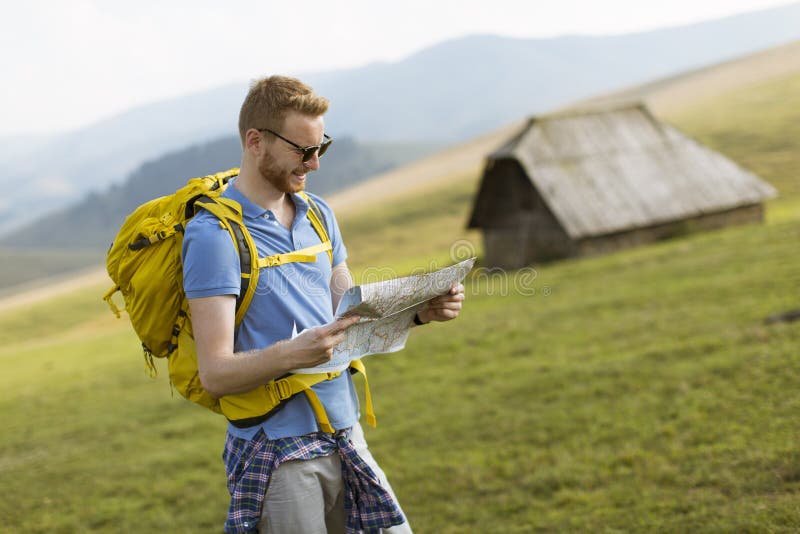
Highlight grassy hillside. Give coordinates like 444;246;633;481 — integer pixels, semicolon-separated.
1;181;798;532
2;53;800;532
663;71;800;198
340;170;484;278
579;40;800;116
0;248;105;295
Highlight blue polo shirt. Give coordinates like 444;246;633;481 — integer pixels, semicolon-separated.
182;181;359;440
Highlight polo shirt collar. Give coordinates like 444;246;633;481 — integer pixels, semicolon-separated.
225;180;309;220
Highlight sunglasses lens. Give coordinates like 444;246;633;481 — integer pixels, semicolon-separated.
318;139;331;158
300;137;331;162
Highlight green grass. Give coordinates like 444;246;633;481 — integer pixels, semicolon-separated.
0;298;230;532
0;285;111;346
338;171;484;280
370;214;800;532
1;199;798;532
2;69;799;532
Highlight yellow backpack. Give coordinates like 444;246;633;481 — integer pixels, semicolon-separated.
104;168;374;432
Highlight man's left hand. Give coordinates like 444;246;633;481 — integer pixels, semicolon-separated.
416;283;465;324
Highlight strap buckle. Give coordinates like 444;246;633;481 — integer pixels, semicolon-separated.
260;255;283;268
272;378;293;401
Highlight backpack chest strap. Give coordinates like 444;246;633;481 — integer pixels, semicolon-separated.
257;241;332;268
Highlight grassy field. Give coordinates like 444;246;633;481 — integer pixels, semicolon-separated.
1;186;797;532
2;65;799;532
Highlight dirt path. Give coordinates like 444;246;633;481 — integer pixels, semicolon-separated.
0;266;109;314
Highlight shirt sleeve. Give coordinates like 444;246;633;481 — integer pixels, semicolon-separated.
182;215;241;299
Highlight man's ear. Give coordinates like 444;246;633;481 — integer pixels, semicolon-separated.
244;128;262;155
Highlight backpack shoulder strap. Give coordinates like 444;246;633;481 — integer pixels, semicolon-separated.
298;191;333;265
192;196;260;326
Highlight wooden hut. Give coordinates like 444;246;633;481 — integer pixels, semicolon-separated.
467;103;777;268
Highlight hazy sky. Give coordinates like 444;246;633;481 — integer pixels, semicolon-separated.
0;0;794;136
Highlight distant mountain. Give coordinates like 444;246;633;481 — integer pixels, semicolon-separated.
307;6;800;142
0;136;438;249
0;86;246;236
1;2;799;236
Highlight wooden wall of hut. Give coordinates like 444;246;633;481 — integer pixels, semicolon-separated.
474;159;575;268
576;203;764;257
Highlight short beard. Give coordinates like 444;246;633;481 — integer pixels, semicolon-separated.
257;151;305;194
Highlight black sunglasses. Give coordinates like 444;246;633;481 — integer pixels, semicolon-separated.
259;128;332;162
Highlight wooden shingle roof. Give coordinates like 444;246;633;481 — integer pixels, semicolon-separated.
484;103;777;239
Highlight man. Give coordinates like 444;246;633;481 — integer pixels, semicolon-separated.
182;75;465;533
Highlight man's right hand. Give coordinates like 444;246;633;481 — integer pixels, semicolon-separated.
287;315;361;369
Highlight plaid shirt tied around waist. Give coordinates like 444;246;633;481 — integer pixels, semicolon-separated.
222;427;405;533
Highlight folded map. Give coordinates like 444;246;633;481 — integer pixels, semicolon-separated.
292;257;476;374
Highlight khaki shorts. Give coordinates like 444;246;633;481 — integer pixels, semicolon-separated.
259;422;413;534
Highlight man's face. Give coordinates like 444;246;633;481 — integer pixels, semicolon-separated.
257;111;325;194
